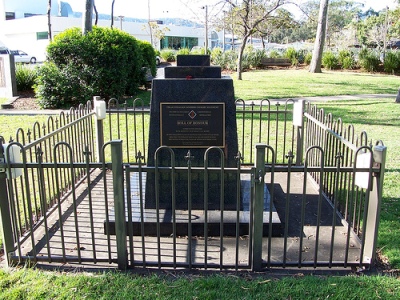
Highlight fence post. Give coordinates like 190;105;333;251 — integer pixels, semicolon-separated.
252;144;267;271
363;145;387;265
111;140;127;270
0;139;15;267
94;96;106;162
293;100;304;166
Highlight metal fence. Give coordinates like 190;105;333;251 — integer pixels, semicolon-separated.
0;98;386;271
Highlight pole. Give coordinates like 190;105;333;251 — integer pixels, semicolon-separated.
111;140;127;270
0;139;16;267
203;5;208;51
119;15;124;30
252;144;267;271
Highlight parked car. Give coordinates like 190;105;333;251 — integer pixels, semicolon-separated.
156;55;161;66
0;47;11;54
10;50;36;64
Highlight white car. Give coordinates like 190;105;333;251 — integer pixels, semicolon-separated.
11;50;36;64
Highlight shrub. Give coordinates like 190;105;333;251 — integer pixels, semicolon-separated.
383;51;400;74
338;50;352;65
268;50;282;58
190;47;210;55
322;51;339;70
341;56;356;70
359;52;380;72
160;48;176;62
138;40;157;79
338;49;356;69
35;62;94;108
296;49;308;64
38;26;145;108
210;47;223;65
284;47;299;66
15;64;38;91
358;47;369;61
176;48;191;55
210;48;237;70
304;52;312;65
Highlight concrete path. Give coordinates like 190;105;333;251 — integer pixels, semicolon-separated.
0;94;397;115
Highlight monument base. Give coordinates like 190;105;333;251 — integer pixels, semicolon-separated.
105;174;281;237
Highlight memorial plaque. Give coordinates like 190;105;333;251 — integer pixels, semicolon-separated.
160;102;225;148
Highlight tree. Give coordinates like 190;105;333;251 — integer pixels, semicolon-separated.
110;0;116;28
225;0;287;80
83;0;94;34
309;0;329;73
47;0;52;41
94;1;98;26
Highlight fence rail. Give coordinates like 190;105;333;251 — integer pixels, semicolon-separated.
0;98;386;271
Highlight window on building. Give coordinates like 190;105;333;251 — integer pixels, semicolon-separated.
24;13;39;18
160;36;199;50
5;12;15;20
36;32;49;40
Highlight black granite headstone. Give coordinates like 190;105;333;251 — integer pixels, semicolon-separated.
146;55;239;210
177;55;210;66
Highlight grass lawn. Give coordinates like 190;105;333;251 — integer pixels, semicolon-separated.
0;69;399;298
0;269;399;299
232;69;399;100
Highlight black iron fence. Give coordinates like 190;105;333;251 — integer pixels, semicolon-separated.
0;98;386;271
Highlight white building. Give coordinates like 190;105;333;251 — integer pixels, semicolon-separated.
0;0;209;62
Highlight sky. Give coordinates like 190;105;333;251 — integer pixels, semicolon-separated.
65;0;399;20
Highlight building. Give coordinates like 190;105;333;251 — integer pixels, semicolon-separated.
0;0;209;62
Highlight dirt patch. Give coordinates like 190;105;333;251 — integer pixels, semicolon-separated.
10;91;41;110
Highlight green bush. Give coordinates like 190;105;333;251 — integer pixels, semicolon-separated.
268;50;282;58
190;47;210;55
359;52;380;72
37;26;145;108
296;49;308;64
383;51;400;74
210;50;237;71
248;49;266;68
15;64;38;91
304;52;312;65
338;50;351;65
322;51;339;70
160;48;176;62
210;47;223;65
341;56;356;70
176;48;190;55
338;50;356;69
35;62;95;108
284;47;299;66
138;40;157;79
358;47;369;61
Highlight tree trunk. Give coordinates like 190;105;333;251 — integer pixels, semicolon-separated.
236;32;251;80
94;1;98;25
47;0;52;41
111;0;115;28
83;0;94;34
309;0;329;73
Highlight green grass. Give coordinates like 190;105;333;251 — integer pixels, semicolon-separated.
0;269;399;299
233;69;399;100
0;98;7;105
1;69;400;298
311;99;400;268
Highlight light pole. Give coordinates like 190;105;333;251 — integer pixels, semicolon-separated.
118;15;124;30
202;5;208;51
222;10;228;51
383;6;389;61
